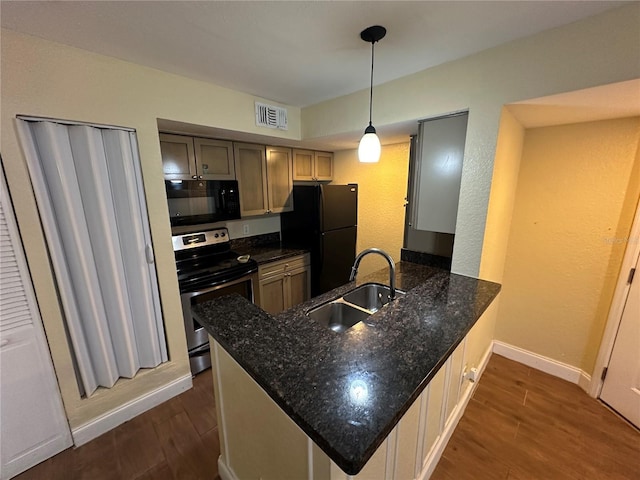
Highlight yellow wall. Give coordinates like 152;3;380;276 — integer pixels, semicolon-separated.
494;117;640;374
332;143;410;277
0;28;300;430
2;3;640;431
303;5;640;277
473;108;526;364
479;108;525;283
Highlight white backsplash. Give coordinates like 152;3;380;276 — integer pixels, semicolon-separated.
170;215;279;239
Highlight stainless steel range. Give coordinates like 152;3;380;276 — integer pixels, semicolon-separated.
173;227;258;374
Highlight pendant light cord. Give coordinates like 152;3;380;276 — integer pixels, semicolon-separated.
368;41;375;126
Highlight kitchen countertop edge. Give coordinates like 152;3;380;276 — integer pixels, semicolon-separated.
234;243;309;265
193;262;501;475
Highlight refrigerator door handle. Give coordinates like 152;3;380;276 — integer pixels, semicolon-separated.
318;185;325;232
317;232;325;283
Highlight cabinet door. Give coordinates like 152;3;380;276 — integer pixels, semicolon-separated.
159;133;196;180
235;143;268;216
314;151;334;181
194;138;235;180
444;340;466;427
292;149;315;181
259;273;286;315
266;147;293;214
286;266;311;308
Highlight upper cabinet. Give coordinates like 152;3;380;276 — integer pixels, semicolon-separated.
234;144;294;217
193;137;236;180
234;142;269;217
159;133;235;181
292;149;333;181
266;146;294;214
159;133;317;218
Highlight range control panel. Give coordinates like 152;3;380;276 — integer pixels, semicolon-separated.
172;228;229;252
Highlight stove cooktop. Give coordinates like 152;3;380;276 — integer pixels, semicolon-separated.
173;228;258;293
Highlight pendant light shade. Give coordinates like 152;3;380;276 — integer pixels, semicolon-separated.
358;124;381;163
358;25;386;163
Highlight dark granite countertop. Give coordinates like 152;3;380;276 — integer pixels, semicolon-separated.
192;262;500;474
233;242;308;265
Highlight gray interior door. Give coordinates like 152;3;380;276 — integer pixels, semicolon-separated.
404;112;468;257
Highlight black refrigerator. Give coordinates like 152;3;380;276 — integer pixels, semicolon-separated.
281;184;357;297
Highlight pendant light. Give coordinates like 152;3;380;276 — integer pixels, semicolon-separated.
358;25;386;163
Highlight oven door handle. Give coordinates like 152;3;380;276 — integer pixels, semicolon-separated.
185;268;257;292
182;269;258;299
190;343;211;355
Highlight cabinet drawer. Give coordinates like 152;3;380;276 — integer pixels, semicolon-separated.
259;254;309;279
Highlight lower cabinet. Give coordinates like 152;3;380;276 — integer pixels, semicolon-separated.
210;305;496;480
258;254;310;315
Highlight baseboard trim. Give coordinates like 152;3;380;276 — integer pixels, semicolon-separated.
218;455;238;480
419;343;493;480
71;373;192;446
492;341;591;393
578;371;592;393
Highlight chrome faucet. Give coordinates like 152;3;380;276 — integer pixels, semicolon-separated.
349;248;397;300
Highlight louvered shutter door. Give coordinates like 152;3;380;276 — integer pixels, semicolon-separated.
0;200;32;332
0;168;72;477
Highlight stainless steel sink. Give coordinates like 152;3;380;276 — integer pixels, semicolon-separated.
342;283;405;313
307;283;405;333
307;301;371;333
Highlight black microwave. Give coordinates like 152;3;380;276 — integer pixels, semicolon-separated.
165;179;241;227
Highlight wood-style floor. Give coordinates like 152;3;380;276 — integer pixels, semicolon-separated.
15;372;221;480
16;354;639;479
431;354;640;480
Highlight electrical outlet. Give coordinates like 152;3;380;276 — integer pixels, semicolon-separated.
463;367;478;383
243;224;250;235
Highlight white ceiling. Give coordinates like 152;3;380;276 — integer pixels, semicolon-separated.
1;0;630;108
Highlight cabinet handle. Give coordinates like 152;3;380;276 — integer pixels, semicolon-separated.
192;175;198;179
198;175;203;179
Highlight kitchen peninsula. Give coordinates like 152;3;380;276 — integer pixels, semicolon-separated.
193;261;500;479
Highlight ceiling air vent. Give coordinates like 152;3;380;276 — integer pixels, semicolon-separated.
255;102;288;130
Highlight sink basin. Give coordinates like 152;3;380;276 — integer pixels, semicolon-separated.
343;283;405;313
307;301;371;333
307;283;405;333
